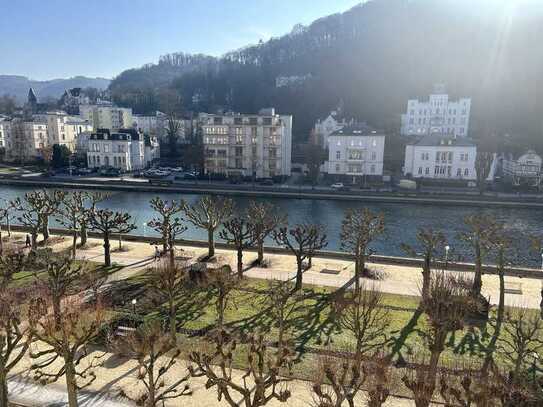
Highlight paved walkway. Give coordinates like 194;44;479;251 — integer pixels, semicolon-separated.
32;233;543;310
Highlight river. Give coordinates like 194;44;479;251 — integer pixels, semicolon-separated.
1;185;542;266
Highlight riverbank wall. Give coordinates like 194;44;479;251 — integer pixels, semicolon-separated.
6;224;542;280
2;177;543;208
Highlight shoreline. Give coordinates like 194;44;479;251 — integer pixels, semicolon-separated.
2;176;543;208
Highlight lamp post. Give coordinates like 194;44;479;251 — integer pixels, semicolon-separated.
131;298;137;326
445;245;450;267
142;222;147;237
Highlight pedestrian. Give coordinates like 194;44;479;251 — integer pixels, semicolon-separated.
25;234;31;248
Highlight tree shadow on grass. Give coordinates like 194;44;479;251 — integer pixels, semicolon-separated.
386;305;425;365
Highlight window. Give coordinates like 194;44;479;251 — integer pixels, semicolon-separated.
425;167;429;175
421;152;426;161
235;158;242;169
371;152;377;160
249;117;258;125
335;164;340;172
418;167;423;175
464;168;469;176
234;117;243;125
435;152;440;161
457;168;462;176
235;147;243;156
104;144;109;153
409;118;414;124
213;117;223;125
263;118;272;125
235;134;243;144
336;151;341;160
370;164;375;173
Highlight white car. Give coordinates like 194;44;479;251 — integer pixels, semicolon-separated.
330;182;344;189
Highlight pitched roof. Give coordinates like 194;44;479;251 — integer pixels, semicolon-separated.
330;124;383;137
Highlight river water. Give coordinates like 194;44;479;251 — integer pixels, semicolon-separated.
1;185;542;266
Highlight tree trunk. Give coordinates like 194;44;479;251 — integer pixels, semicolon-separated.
42;216;50;241
103;234;111;267
80;223;87;246
472;243;483;297
6;216;10;237
0;368;8;407
169;300;177;344
237;248;243;278
257;238;264;264
118;234;122;251
65;361;79;407
295;257;303;291
421;253;431;300
147;358;156;406
208;228;215;258
72;230;77;259
31;231;38;250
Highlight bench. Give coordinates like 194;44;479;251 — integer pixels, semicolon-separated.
321;268;341;275
504;282;523;295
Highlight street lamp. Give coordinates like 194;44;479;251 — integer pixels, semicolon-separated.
445;245;450;265
142;222;147;237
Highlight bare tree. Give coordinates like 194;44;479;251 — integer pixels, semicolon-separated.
148;197;187;268
206;265;239;329
88;209;136;267
182;196;233;259
0;286;32;406
262;280;301;349
247;201;285;265
340;208;385;292
0;198;19;238
189;328;294;407
16;193;43;249
39;189;66;241
57;192;87;259
220;215;254;278
497;308;543;384
334;283;389;359
0;248;26;290
146;260;189;343
28;256;105;407
402;272;473;407
401;228;446;301
112;321;191;406
439;369;503;407
80;192;107;247
458;214;500;299
273;223;327;291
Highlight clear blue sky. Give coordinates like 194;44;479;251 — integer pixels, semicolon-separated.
0;0;362;80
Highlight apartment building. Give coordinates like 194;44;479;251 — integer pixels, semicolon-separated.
46;111;93;151
326;125;386;184
400;84;471;137
200;108;292;179
403;135;476;181
4;119;48;162
0;117;8;151
80;103;133;130
87;128;158;171
313;110;358;148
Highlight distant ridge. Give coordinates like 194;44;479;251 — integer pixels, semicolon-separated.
0;75;111;103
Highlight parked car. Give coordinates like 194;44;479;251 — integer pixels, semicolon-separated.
78;168;94;175
330;182;344;189
259;178;274;186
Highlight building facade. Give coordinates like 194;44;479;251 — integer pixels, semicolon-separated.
403;135;477;181
200;108;292;179
400;84;471;137
87;129;158;171
313;110;357;148
4;120;48;162
502;150;542;187
46;111;93;151
80;104;133;130
326;125;386;184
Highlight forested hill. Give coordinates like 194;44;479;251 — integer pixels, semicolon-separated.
108;0;543;147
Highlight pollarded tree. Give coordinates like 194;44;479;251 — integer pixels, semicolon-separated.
0;249;26;290
28;256;105;407
340;208;384;292
475;151;493;195
263;280;301;349
146;260;190;343
80;192;107;247
402;272;473;407
57;192;87;259
457;214;500;299
220;215;254;278
182;196;233;259
112;320;191;406
206;265;239;329
334;282;389;360
189;329;294;407
0;197;20;251
401;228;446;301
0;286;32;406
39;189;66;241
16;193;42;250
88;209;136;267
247;201;285;265
148;197;187;268
273;223;327;291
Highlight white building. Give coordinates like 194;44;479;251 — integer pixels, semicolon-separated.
400;84;471;137
80;103;133;130
326;125;386;184
313;110;357;148
87;129;158;171
4;120;48;162
0;117;9;152
403;135;477;180
502;150;542;187
200;108;292;179
46;111;93;151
